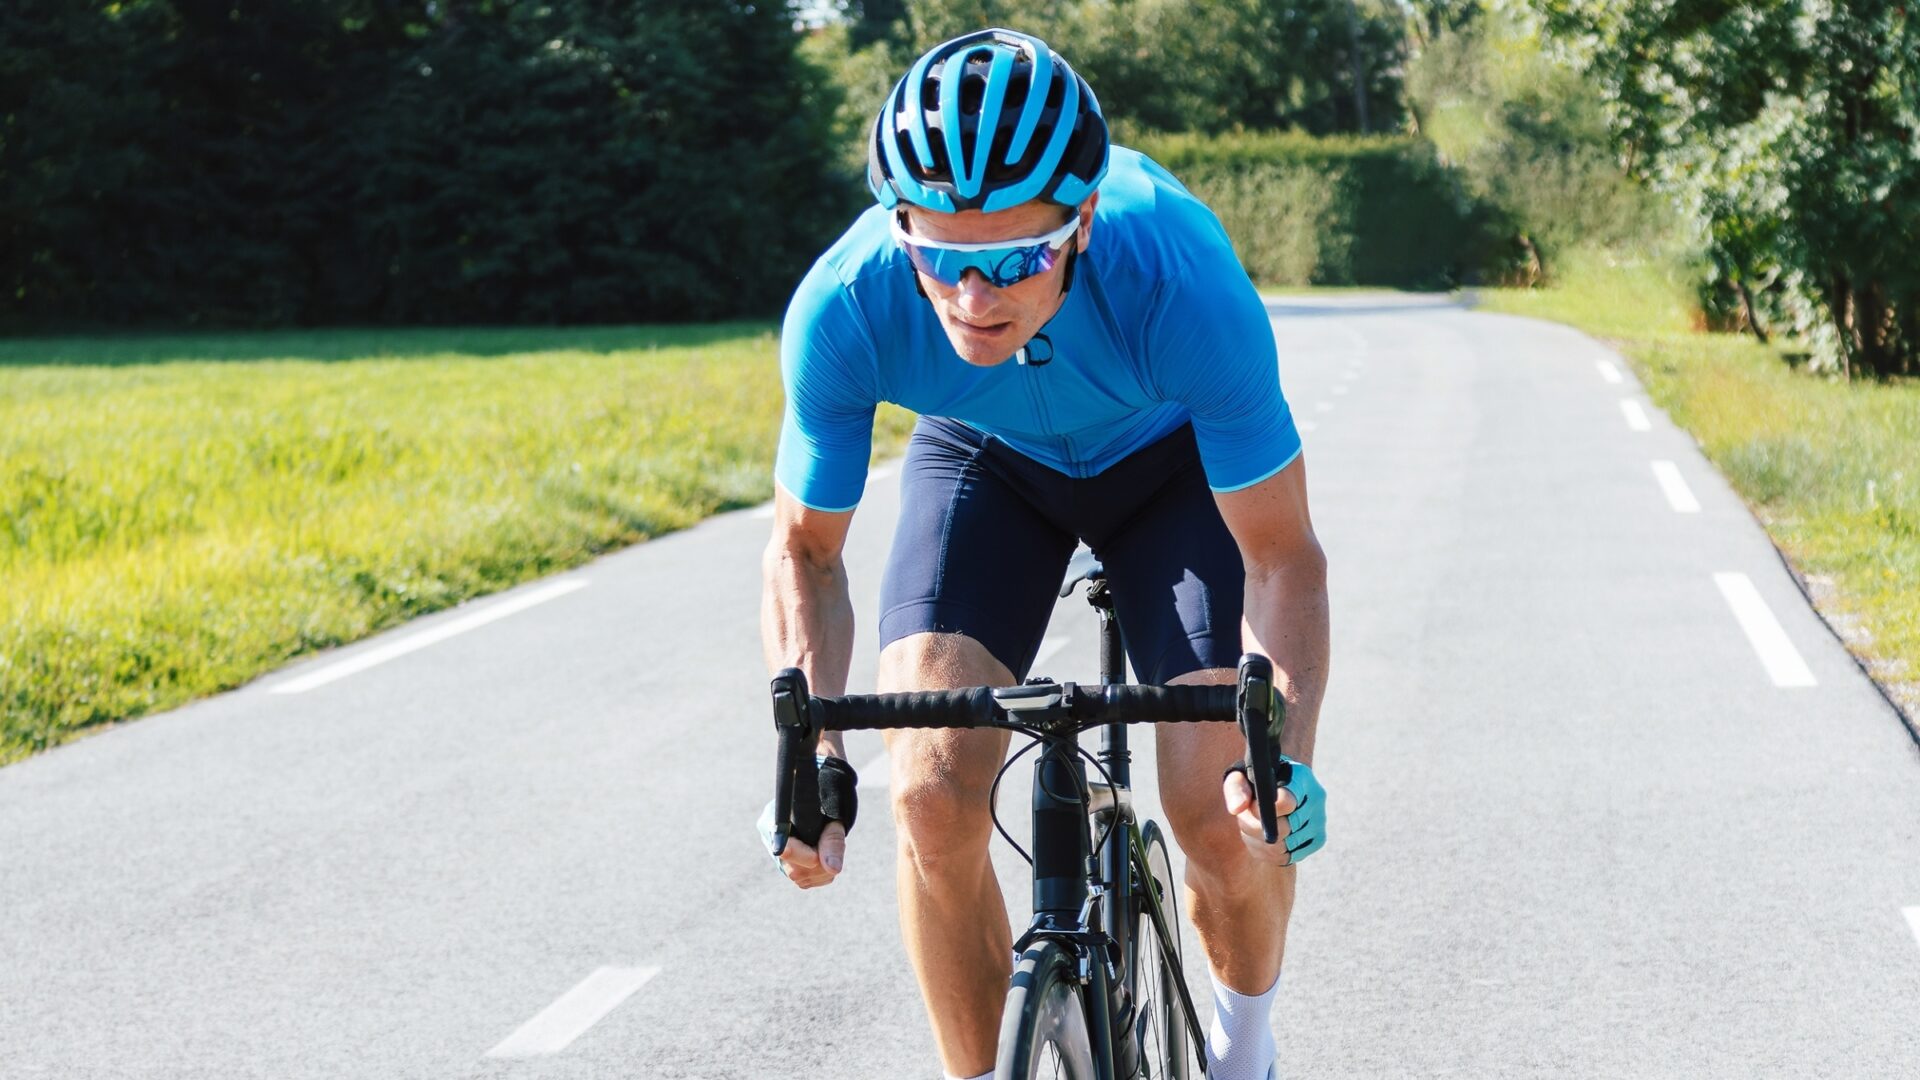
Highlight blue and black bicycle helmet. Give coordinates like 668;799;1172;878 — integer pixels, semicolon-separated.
869;28;1110;214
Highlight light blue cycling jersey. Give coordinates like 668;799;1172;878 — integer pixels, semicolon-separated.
775;147;1300;513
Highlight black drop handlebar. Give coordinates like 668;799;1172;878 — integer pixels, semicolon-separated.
768;653;1286;855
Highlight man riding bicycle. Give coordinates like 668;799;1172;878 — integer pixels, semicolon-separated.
759;28;1330;1080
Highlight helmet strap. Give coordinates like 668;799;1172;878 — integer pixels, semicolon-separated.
1058;242;1080;299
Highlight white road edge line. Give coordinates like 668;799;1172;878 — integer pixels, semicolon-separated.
1620;400;1652;431
1651;461;1702;513
271;578;589;694
1713;573;1817;688
1597;360;1624;384
749;502;777;519
486;966;659;1058
1902;906;1920;951
1298;420;1318;433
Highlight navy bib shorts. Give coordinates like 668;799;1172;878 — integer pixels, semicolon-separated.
879;416;1245;684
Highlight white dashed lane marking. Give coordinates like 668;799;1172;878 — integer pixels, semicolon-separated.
1713;573;1817;688
1315;402;1334;413
486;966;659;1058
1903;907;1920;951
1332;385;1350;396
1651;461;1702;513
1597;360;1624;384
271;579;589;694
1620;400;1652;431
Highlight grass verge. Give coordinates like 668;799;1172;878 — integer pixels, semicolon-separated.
1477;255;1920;726
1;325;914;763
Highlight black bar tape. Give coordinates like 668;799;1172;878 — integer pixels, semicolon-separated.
807;684;1237;732
812;688;1000;731
1080;684;1236;724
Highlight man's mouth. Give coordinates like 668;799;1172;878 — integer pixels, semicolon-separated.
954;316;1012;337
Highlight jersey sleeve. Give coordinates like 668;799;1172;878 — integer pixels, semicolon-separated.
774;260;880;513
1147;257;1301;492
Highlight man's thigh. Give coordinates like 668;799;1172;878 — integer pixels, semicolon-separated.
1087;426;1246;685
879;415;1078;682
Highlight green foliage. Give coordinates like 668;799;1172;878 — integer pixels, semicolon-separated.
1136;132;1500;288
814;0;1411;138
0;1;849;329
1530;0;1920;378
1404;10;1669;283
0;325;916;760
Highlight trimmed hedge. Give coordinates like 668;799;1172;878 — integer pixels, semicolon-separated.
1133;132;1507;290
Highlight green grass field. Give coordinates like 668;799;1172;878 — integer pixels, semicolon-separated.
1479;257;1920;713
0;326;913;762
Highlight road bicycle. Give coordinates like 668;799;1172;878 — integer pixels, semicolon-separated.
767;552;1289;1079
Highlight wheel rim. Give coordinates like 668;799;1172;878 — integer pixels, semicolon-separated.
1132;829;1186;1079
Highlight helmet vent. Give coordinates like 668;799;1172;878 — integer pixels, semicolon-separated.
959;74;988;116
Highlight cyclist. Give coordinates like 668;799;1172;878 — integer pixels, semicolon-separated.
760;28;1329;1080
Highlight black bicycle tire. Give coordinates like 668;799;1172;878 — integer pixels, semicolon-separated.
995;941;1099;1080
1129;820;1191;1079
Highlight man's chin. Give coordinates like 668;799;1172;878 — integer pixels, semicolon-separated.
946;331;1023;367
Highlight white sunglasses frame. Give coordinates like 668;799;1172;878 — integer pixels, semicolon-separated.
887;211;1082;255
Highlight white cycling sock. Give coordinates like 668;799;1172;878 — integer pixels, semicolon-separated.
943;1071;992;1080
1205;970;1279;1080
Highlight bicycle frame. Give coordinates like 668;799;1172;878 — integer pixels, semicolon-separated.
1006;571;1209;1077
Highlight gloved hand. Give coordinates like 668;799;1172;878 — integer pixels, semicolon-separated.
1223;756;1325;866
756;755;859;889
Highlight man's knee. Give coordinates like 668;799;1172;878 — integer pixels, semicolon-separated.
1162;771;1251;887
878;633;1012;877
890;760;998;868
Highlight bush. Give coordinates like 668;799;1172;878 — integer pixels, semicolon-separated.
1135;131;1502;289
1404;14;1671;285
0;1;849;330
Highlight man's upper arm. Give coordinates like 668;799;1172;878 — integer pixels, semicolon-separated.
770;482;856;566
1213;455;1322;574
775;261;880;513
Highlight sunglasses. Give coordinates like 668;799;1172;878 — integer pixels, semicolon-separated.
890;211;1080;289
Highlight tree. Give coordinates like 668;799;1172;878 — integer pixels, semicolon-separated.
1532;0;1920;378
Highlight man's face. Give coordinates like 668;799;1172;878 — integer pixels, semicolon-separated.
901;195;1097;367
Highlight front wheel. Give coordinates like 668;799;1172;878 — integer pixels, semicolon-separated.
1130;820;1191;1078
995;941;1098;1080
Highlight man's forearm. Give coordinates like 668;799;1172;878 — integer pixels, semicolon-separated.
1240;553;1329;764
761;543;856;757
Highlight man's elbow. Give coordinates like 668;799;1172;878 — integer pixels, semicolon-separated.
1246;534;1327;592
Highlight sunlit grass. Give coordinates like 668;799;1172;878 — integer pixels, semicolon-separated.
1480;257;1920;699
0;326;915;761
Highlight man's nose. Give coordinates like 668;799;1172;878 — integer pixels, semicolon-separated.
953;269;999;311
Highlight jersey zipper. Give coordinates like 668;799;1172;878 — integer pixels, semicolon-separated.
1020;358;1076;467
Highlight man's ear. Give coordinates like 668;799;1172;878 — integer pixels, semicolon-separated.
1077;192;1100;253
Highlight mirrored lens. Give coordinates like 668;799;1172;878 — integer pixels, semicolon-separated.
902;239;1062;289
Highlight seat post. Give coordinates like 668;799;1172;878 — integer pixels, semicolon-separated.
1087;577;1131;790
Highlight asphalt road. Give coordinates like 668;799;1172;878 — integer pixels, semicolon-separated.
4;295;1917;1079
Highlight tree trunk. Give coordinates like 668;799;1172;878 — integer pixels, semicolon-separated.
1832;272;1855;382
1736;279;1769;344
